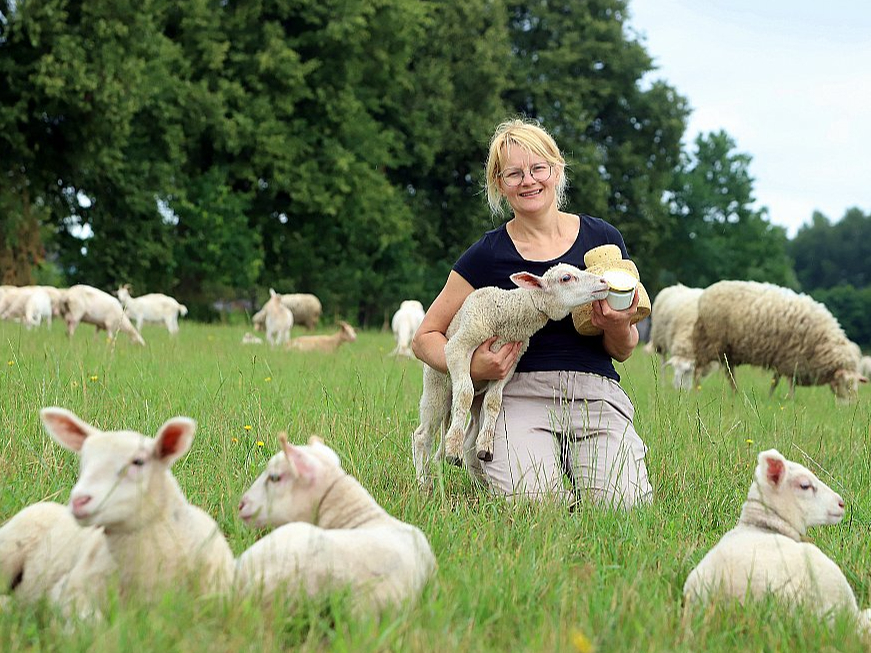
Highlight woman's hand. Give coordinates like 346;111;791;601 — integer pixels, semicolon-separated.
591;291;640;361
470;336;523;382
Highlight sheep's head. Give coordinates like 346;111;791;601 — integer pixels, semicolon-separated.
510;263;609;321
830;368;867;403
238;434;342;528
339;321;357;343
665;356;695;391
41;407;195;532
751;449;845;534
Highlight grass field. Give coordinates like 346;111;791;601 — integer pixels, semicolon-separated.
1;320;870;652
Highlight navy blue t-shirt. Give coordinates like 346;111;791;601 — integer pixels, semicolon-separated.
453;214;629;381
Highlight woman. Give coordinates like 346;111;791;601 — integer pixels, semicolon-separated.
411;118;652;509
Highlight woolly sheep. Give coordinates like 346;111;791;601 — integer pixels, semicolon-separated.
236;435;436;614
116;284;188;334
61;284;146;346
648;284;718;390
391;300;425;358
0;286;65;323
693;280;867;401
253;292;323;331
263;288;294;346
411;263;609;487
286;321;357;353
0;501;113;617
860;355;871;378
684;449;869;631
41;407;235;600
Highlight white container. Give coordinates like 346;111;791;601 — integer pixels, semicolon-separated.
602;270;638;311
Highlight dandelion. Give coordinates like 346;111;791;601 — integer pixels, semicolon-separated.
89;375;99;382
231;437;239;444
256;441;265;447
570;630;595;653
695;385;702;391
244;425;252;431
745;439;754;445
6;360;13;366
264;376;272;382
780;406;785;411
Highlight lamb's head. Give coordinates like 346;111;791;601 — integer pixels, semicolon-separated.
748;449;845;535
41;407;194;533
115;285;132;304
338;321;357;343
510;263;608;321
238;434;342;528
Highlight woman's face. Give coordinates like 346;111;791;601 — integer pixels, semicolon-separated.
499;145;559;216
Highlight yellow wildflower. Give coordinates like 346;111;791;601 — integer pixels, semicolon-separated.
244;425;252;431
6;361;13;366
89;375;99;382
570;630;595;653
745;439;754;445
264;376;272;382
256;441;265;447
231;437;239;444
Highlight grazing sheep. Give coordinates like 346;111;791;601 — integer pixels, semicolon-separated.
253;292;323;331
693;281;867;401
0;501;113;616
61;285;146;346
116;284;188;334
648;284;718;390
391;300;425;358
411;263;609;486
41;407;235;600
264;288;294;346
236;435;436;615
684;449;869;630
286;321;356;353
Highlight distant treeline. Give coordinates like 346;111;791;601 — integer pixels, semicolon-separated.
1;0;868;345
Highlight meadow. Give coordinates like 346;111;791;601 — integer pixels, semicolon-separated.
1;320;870;652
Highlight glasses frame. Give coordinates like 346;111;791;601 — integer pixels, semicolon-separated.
499;163;553;188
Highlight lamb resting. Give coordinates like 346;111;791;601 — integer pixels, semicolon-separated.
236;435;436;615
411;263;609;487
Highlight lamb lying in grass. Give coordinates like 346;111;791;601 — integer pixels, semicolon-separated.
236;435;436;615
684;448;871;631
411;263;608;486
0;501;113;617
286;321;357;352
41;407;235;601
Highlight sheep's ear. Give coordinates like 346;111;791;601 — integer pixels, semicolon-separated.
281;442;318;484
758;449;787;487
41;407;97;452
153;417;196;465
269;288;278;297
509;271;544;290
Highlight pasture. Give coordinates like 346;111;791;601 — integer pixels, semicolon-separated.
1;320;870;652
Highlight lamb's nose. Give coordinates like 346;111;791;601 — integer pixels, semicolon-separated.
838;499;845;509
238;499;247;512
71;495;92;514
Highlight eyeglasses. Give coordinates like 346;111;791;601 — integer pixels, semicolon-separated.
499;163;553;187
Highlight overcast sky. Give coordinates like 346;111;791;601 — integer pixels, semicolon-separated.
627;0;871;237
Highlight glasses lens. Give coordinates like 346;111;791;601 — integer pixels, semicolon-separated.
531;164;552;182
502;169;524;187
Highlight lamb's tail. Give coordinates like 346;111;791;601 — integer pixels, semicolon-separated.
179;304;188;317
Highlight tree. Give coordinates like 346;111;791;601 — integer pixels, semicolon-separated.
790;208;871;291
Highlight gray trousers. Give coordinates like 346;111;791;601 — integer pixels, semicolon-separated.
463;371;653;509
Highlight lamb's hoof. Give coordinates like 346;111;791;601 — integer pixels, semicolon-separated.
445;455;463;467
477;450;493;462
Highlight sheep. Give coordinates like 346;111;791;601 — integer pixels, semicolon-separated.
391;300;426;358
116;284;188;334
236;434;436;615
0;501;113;617
860;355;871;378
24;287;53;328
40;407;235;600
286;321;357;353
253;292;323;331
0;286;66;323
647;284;718;390
683;449;870;631
411;263;609;487
693;280;868;402
61;284;146;346
263;288;294;346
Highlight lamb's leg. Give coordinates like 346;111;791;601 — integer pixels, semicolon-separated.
413;367;451;488
444;343;476;459
474;348;523;460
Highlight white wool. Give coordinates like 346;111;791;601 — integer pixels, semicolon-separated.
390;300;425;358
684;449;868;631
287;321;357;353
116;285;188;334
263;288;294;346
236;436;436;615
253;292;323;331
41;407;235;600
61;285;146;345
411;263;609;487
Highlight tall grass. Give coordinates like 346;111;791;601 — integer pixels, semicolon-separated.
1;321;870;652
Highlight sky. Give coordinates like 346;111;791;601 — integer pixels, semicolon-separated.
627;0;871;237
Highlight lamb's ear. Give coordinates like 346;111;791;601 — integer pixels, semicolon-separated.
281;441;318;484
153;417;196;466
269;288;278;298
758;449;787;487
510;271;544;290
307;435;324;446
41;407;97;452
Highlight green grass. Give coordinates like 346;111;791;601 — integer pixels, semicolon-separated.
1;320;870;652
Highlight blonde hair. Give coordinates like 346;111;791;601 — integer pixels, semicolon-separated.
484;118;567;217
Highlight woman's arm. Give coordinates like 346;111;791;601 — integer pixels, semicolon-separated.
412;271;522;380
590;290;640;362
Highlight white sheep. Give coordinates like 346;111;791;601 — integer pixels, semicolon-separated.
0;501;113;617
684;449;869;631
648;284;718;390
61;284;146;346
236;435;436;615
40;407;235;600
860;355;871;378
116;284;188;334
264;288;294;346
411;263;609;486
0;286;65;323
24;288;53;329
693;280;868;401
253;292;323;332
391;300;426;358
286;321;357;353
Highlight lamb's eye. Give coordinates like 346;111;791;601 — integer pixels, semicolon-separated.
561;274;572;283
799;481;813;491
267;473;281;483
131;458;146;467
